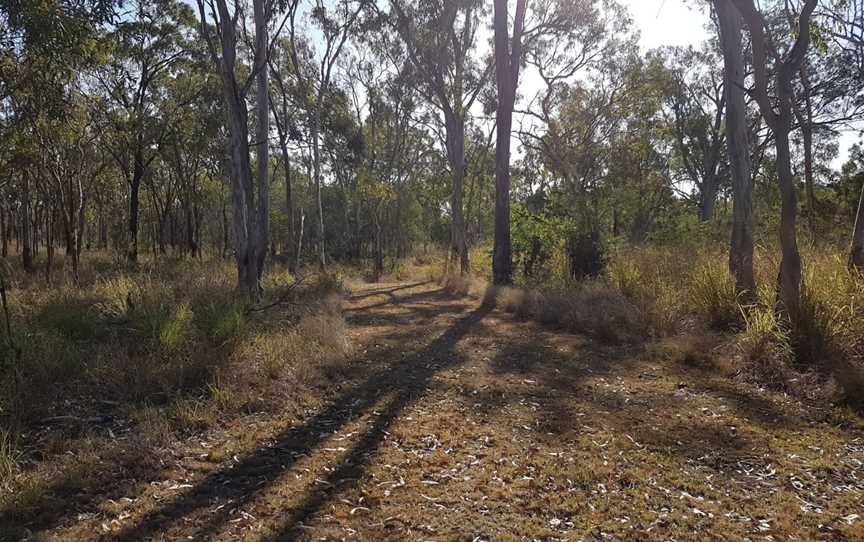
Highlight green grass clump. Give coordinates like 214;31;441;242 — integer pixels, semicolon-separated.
687;259;742;330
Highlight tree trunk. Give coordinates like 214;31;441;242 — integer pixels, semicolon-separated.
699;176;719;222
281;141;294;264
312;109;326;271
296;208;305;272
797;63;817;235
21;174;33;272
849;180;864;270
774;116;802;316
492;0;525;285
716;0;755;294
0;202;7;258
128;145;144;262
444;110;469;275
199;0;270;297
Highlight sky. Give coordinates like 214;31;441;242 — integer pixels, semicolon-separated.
622;0;711;51
621;0;861;169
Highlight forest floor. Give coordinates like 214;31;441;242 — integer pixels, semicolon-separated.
5;280;864;541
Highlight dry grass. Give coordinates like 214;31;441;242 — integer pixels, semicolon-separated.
484;282;644;345
0;254;350;527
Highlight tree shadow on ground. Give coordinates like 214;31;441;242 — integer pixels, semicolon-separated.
106;289;490;541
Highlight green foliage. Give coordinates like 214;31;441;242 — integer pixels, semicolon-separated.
199;300;246;344
687;259;742;330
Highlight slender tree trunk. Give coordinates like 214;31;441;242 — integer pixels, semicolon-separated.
312;110;326;271
128;145;144;262
716;0;755;294
774;116;802;316
45;202;54;285
849;180;864;270
296;208;305;273
0;203;7;258
252;0;270;285
444;111;469;275
798;64;817;234
492;0;525;285
280;141;294;264
21;174;33;272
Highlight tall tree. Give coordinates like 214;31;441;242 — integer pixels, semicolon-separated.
196;0;275;296
491;0;526;285
390;0;490;275
287;0;366;272
731;0;818;317
98;0;192;262
714;0;755;293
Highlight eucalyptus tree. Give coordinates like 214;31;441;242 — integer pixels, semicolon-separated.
730;0;818;319
713;0;755;293
662;45;728;222
97;0;195;262
195;0;285;296
33;92;107;283
492;0;630;283
285;0;369;271
389;0;491;275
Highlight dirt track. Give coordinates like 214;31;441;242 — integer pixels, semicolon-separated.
32;281;864;541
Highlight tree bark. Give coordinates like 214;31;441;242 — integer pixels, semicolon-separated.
312;110;326;271
850;181;864;270
128;145;144;262
21;173;33;272
715;0;755;294
492;0;526;285
794;62;817;234
731;0;816;314
444;110;469;275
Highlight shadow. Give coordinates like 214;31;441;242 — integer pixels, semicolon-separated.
112;303;491;542
347;281;432;302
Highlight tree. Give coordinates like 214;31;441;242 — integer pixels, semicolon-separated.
730;0;818;317
390;0;490;275
286;0;367;272
491;0;526;285
196;0;276;297
97;0;193;262
714;0;755;294
663;45;728;222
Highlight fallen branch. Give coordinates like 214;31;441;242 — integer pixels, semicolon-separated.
246;273;308;314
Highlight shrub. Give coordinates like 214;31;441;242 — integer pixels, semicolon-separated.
484;282;644;345
198;300;246;344
36;292;103;342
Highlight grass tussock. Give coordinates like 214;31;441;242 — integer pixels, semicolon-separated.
484;282;644;345
440;273;488;299
457;243;864;406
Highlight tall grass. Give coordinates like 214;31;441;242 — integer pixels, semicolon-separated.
0;256;348;427
463;242;864;403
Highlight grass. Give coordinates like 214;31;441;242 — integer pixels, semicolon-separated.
443;243;864;407
0;250;863;541
0;253;352;528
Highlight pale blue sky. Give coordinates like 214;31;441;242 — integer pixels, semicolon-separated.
623;0;860;168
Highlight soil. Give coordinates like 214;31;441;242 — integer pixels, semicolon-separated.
5;280;864;541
